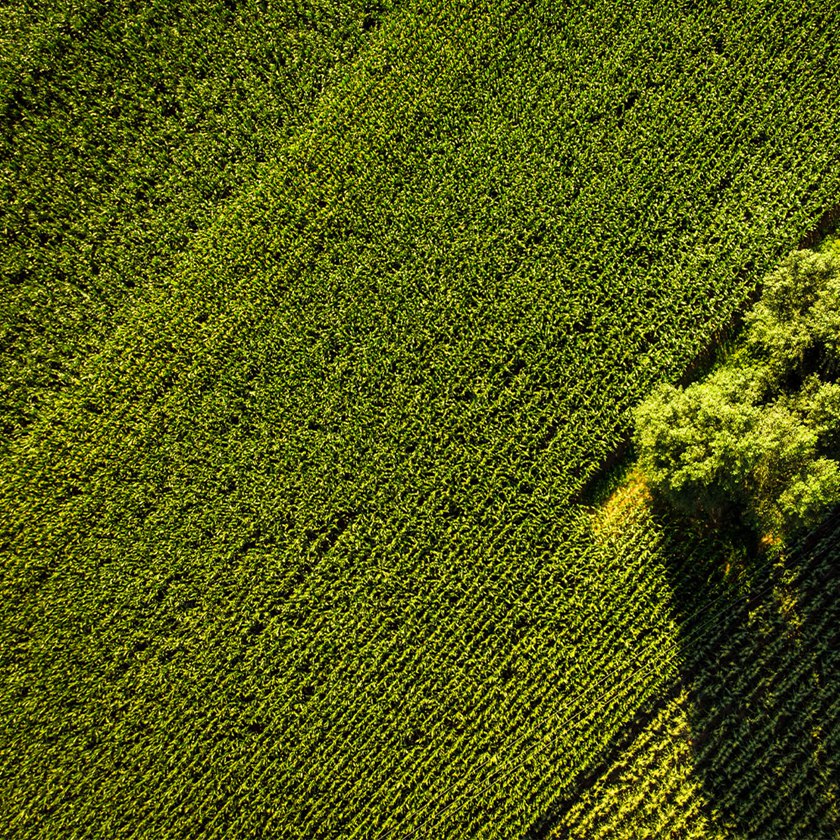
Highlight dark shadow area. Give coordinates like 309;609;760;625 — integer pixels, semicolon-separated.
525;504;840;839
799;202;840;250
657;504;840;837
522;682;687;839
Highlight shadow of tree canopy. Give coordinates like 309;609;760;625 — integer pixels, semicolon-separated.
658;506;840;837
525;504;840;839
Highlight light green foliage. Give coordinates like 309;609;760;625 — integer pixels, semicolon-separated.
635;248;840;538
801;377;840;442
809;274;840;369
774;457;840;533
2;0;840;838
744;249;839;382
634;369;763;520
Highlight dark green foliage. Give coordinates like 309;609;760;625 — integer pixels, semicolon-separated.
635;249;840;539
0;0;394;445
2;0;840;837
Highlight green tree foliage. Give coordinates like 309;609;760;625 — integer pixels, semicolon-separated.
634;248;840;539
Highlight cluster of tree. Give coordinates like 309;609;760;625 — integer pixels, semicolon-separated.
634;247;840;541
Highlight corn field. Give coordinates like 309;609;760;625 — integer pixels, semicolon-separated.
1;0;840;837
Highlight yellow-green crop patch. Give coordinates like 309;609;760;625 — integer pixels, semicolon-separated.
0;0;396;444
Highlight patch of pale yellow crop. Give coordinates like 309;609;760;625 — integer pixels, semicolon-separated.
590;467;653;542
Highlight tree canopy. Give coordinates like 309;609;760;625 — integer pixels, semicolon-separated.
633;247;840;540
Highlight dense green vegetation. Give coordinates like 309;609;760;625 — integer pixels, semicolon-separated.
2;0;840;837
0;0;395;445
634;246;840;540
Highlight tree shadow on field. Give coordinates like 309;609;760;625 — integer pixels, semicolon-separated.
525;499;840;839
656;504;840;837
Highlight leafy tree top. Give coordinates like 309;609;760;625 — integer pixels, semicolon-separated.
633;247;840;540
